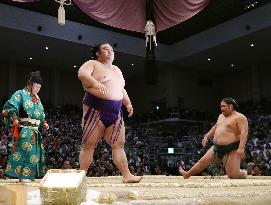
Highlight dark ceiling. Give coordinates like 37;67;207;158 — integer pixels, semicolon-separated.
1;0;270;44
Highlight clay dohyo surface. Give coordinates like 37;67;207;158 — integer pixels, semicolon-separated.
85;175;271;204
1;175;271;204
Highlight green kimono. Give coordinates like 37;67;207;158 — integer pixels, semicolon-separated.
2;87;47;179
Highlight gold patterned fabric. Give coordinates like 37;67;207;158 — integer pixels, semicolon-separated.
2;88;47;179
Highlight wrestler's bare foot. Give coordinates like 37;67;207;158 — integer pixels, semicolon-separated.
122;175;143;183
179;166;190;179
241;169;247;179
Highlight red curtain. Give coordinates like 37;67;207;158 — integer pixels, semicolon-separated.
13;0;210;33
73;0;146;33
73;0;210;33
12;0;39;2
154;0;210;32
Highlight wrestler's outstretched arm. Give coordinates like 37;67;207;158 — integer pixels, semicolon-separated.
202;123;217;146
236;115;248;158
122;88;133;117
78;60;108;94
115;66;133;117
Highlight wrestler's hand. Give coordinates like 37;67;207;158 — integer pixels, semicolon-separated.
202;136;208;147
94;82;108;94
237;148;245;159
126;104;133;118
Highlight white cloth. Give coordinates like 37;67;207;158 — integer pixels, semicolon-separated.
144;20;157;49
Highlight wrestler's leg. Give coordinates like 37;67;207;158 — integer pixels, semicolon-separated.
179;146;217;179
79;107;105;171
224;150;247;179
103;117;142;183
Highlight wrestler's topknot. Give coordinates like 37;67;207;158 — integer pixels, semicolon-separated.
222;97;239;110
90;42;109;60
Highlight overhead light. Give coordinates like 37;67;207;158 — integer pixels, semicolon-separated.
45;46;49;50
250;43;254;47
243;0;258;10
207;58;211;61
73;65;77;68
131;63;134;66
29;57;33;60
230;64;234;68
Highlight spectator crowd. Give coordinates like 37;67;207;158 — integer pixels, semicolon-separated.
1;98;271;179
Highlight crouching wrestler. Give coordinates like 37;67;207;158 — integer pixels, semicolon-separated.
179;97;248;179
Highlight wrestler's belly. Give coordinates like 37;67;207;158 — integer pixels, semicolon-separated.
213;130;239;145
85;81;124;101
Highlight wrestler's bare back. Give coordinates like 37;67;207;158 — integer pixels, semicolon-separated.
213;112;244;145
